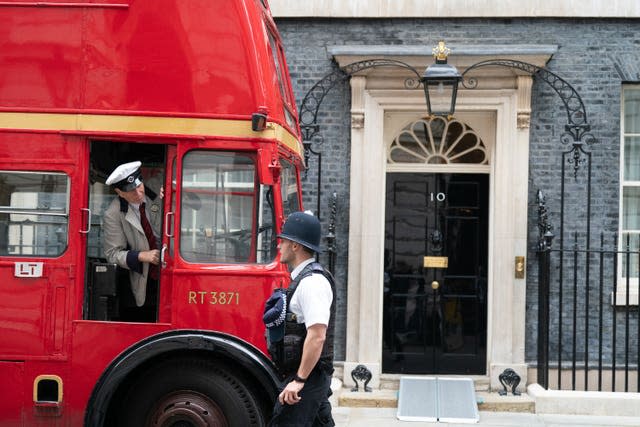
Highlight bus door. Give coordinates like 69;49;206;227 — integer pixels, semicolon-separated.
85;140;169;323
0;134;86;359
171;143;281;350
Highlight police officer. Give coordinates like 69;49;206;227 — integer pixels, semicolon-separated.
269;211;335;427
103;161;162;322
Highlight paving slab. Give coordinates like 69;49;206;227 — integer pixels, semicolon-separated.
332;407;640;426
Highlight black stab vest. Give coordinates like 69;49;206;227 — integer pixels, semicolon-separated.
285;261;336;372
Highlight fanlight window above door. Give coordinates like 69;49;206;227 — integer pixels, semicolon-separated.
388;116;488;165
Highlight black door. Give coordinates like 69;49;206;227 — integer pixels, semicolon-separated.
382;173;488;374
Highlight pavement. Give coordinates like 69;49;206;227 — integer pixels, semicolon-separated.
332;407;640;426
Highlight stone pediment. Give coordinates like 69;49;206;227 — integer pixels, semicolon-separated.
329;45;556;90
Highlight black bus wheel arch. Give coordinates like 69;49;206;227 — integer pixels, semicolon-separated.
118;358;265;427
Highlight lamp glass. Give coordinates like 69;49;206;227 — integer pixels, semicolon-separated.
425;80;458;116
422;59;461;117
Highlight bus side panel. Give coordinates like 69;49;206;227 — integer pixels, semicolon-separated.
171;140;289;355
172;270;282;353
0;1;296;136
0;132;85;359
67;321;171;425
0;264;72;357
0;262;50;356
83;1;255;115
0;361;24;426
0;8;84;109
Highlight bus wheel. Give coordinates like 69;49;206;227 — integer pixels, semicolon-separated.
120;358;264;427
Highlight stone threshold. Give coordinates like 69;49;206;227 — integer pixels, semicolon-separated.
336;388;535;413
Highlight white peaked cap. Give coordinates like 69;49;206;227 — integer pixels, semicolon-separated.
106;161;142;189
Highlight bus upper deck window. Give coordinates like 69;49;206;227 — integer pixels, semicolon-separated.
0;171;70;257
267;30;297;132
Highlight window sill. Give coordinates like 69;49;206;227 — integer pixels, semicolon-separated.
611;281;639;306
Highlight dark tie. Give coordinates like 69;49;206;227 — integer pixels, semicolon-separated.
139;202;159;280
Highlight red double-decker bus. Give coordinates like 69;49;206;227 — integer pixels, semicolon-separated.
0;1;303;425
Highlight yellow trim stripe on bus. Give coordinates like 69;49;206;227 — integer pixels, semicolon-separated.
0;112;303;155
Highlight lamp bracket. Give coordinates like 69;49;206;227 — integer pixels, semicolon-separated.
299;59;422;143
461;59;595;145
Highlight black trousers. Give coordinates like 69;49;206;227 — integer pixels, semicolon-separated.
118;276;157;323
269;369;335;427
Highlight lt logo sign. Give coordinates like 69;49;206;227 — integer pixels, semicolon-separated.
15;262;43;278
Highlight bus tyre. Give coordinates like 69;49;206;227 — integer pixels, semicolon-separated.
120;358;264;427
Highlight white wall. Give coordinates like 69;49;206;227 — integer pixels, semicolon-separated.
270;0;640;18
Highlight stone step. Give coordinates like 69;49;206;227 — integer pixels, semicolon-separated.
476;392;535;413
338;389;398;408
337;389;535;413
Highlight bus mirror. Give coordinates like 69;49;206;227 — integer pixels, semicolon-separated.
252;111;268;131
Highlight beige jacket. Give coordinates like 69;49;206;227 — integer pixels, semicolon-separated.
102;191;162;306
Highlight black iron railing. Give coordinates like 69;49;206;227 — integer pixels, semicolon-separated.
537;228;640;392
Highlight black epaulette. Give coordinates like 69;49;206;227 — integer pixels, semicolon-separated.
119;197;129;213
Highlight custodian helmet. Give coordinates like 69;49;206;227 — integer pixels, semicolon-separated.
277;211;322;253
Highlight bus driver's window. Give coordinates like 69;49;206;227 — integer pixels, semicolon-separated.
180;151;276;264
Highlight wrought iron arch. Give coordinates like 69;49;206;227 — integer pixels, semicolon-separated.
299;59;422;143
462;60;596;153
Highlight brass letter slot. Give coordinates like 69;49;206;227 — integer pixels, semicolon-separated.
424;256;448;268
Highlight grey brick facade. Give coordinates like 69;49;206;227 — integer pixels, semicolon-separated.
276;18;640;368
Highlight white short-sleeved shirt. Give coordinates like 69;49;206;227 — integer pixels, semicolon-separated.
289;258;333;328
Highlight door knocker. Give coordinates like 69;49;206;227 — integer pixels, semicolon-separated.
430;230;443;252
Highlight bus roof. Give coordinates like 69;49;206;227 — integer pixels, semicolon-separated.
0;0;301;154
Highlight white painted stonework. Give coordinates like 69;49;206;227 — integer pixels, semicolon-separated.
270;0;640;18
528;383;640;416
335;45;555;391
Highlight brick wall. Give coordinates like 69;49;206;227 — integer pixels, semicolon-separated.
275;17;640;363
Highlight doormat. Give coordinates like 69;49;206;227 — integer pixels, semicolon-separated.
397;376;479;423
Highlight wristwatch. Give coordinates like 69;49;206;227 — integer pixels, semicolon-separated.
293;374;307;384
